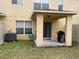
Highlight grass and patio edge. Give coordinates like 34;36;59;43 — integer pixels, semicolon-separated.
0;40;79;59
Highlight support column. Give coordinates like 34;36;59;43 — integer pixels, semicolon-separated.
36;14;44;47
65;16;72;46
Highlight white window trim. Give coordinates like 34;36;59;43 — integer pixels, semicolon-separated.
34;0;49;4
58;0;63;5
23;21;25;34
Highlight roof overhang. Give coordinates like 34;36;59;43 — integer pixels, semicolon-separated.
0;12;6;17
31;10;77;19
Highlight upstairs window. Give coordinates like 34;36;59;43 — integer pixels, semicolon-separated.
12;0;17;4
12;0;22;5
58;5;63;11
34;0;49;10
41;0;49;10
58;0;63;11
34;0;41;10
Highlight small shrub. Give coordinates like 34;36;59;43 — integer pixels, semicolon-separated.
28;33;36;40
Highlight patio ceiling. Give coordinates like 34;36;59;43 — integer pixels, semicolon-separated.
0;12;6;17
31;10;77;19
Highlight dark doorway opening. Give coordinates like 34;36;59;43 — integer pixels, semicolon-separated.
43;22;51;39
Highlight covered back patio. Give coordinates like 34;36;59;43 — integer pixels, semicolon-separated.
32;10;76;47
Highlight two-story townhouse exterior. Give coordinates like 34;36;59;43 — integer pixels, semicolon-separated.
0;0;78;47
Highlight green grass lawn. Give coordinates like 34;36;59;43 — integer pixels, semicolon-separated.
0;40;79;59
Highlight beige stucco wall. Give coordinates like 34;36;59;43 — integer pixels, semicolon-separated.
0;0;79;40
49;0;58;10
64;0;79;24
0;0;33;40
51;18;66;39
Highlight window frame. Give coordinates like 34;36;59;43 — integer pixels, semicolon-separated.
34;0;49;10
12;0;23;5
16;21;32;34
